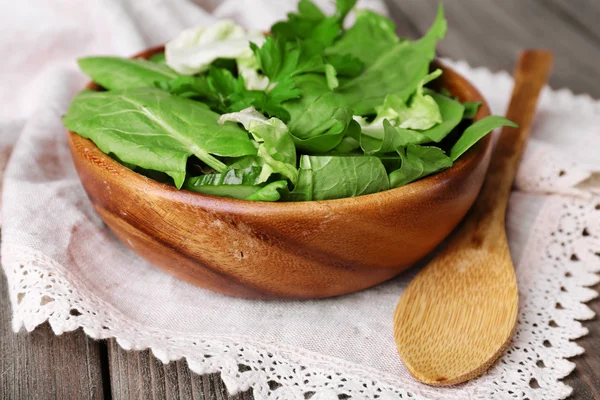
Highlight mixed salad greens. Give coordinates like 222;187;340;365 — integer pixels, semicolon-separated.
64;1;516;202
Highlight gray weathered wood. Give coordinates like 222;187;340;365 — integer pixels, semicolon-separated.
562;311;600;399
0;272;105;400
107;339;254;400
385;0;600;98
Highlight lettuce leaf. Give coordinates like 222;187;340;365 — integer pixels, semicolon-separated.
218;107;298;183
165;19;264;75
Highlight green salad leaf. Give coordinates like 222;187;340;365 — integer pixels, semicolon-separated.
450;116;518;161
289;155;389;200
415;90;465;142
185;166;263;186
463;101;482;119
183;166;286;201
360;119;427;154
218;107;298;183
66;2;518;202
78;57;178;90
326;9;399;68
335;4;447;115
245;181;288;201
148;52;167;64
389;144;452;188
63;87;256;188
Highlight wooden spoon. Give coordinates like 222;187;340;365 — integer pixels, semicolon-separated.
393;50;554;386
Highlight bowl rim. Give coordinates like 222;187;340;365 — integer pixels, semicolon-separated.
67;45;492;211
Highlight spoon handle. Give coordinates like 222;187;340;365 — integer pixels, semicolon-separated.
472;51;554;225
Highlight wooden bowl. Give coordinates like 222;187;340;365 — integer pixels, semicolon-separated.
67;46;492;299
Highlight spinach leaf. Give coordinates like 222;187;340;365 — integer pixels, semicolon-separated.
185;166;263;187
63;87;257;188
290;155;389;200
184;165;286;201
226;155;265;169
360;119;396;154
323;53;364;77
360;119;428;154
389;144;452;188
184;184;261;199
450;116;518;161
285;165;313;201
331;119;361;153
78;57;178;90
183;166;285;201
283;75;354;153
290;107;353;153
218;108;298;184
245;181;288;201
462;101;481;119
326;10;399;68
155;75;212;98
336;4;446;115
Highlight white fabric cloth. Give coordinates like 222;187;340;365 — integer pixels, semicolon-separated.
2;1;599;399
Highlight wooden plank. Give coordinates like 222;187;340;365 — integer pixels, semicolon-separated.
384;0;600;98
562;286;600;399
0;272;105;400
107;339;254;400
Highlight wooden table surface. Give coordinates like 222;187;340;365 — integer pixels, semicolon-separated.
2;0;599;399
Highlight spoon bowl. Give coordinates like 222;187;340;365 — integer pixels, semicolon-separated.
394;50;554;385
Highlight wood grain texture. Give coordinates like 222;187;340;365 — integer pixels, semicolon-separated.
0;272;105;400
394;51;553;386
2;1;599;399
384;0;600;98
107;340;253;400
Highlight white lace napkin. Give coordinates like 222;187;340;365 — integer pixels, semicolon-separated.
2;1;599;399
